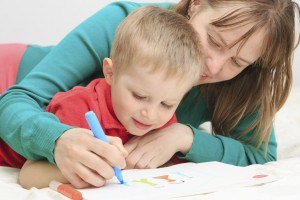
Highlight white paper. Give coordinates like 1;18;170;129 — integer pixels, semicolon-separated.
79;162;280;200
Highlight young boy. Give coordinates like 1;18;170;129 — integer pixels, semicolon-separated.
18;6;203;189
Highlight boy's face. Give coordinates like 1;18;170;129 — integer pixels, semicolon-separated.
109;64;192;136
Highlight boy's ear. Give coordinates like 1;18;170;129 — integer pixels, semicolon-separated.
188;0;201;17
103;58;114;85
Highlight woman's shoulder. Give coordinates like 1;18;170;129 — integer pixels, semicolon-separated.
104;1;174;11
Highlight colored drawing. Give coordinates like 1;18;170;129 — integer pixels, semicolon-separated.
171;171;193;178
253;174;268;179
80;162;280;200
153;175;176;182
132;178;157;186
122;181;129;186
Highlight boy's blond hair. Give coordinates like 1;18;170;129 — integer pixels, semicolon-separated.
110;6;203;83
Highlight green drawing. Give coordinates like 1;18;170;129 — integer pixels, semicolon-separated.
132;178;157;186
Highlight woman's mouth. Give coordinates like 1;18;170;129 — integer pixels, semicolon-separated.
132;118;152;130
200;74;208;81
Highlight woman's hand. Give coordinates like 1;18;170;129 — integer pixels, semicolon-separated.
124;123;194;169
54;128;127;188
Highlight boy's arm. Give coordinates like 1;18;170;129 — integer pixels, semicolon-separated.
19;160;68;189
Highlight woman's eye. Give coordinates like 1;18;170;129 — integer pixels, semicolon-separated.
161;102;174;109
231;57;241;67
208;34;221;48
133;93;146;100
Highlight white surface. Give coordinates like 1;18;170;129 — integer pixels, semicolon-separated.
0;0;176;45
1;157;300;200
80;162;280;199
275;87;300;160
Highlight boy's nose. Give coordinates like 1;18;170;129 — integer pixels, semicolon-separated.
141;107;156;121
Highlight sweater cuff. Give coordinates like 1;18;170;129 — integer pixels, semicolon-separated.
177;125;224;163
48;126;73;165
29;117;73;165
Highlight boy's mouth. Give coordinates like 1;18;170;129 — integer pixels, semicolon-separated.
132;118;152;130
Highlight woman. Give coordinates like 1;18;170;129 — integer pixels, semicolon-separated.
0;0;299;188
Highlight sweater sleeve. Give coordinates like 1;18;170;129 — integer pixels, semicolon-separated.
179;126;277;166
176;87;277;166
0;2;164;164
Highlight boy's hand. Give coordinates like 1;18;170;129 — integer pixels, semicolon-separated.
124;123;193;169
54;128;127;189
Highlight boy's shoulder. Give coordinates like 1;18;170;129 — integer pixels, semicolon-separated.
48;79;105;108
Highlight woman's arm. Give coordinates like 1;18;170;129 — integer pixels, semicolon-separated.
19;131;128;189
176;87;277;166
125;123;276;168
180;126;277;166
0;2;131;162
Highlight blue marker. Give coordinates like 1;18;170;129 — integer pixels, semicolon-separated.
85;111;124;184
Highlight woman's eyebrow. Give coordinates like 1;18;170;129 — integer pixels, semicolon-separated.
214;30;230;48
209;26;230;47
212;27;252;64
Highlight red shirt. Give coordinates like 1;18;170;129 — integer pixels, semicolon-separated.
46;79;177;144
0;44;28;168
0;79;178;168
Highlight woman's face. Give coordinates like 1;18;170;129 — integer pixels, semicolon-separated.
189;3;265;84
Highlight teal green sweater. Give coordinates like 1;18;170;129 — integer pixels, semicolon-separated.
0;1;276;166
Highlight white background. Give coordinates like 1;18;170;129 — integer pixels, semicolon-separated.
0;0;299;86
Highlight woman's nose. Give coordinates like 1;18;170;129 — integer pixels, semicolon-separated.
206;54;226;75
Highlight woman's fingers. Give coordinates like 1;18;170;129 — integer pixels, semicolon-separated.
90;138;126;169
125;147;145;169
54;128;126;188
78;146;115;180
123;136;139;155
63;166;105;189
125;135;159;169
107;136;128;158
131;152;154;169
61;171;91;189
73;163;106;188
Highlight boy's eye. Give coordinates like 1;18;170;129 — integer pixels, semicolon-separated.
208;34;221;48
161;102;174;109
133;92;146;100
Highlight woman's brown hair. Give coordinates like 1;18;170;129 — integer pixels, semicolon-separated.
173;0;300;152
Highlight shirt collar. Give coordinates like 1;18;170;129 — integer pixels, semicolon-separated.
94;79;126;131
